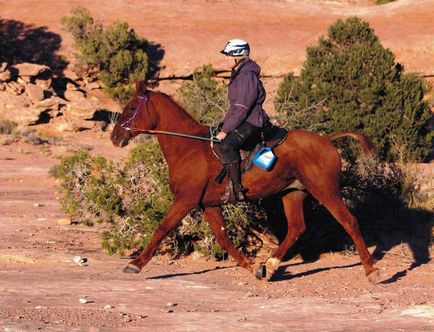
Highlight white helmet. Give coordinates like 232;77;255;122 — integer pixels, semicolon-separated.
220;39;250;57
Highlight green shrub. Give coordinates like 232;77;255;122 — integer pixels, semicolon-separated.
275;17;433;162
375;0;396;4
55;150;122;225
61;7;148;103
177;64;228;126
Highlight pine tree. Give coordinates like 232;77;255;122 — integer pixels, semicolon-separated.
275;17;432;162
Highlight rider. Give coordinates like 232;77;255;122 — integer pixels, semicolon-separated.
216;39;269;202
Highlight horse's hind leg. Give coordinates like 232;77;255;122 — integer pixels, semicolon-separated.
264;190;308;278
203;207;256;274
321;194;378;277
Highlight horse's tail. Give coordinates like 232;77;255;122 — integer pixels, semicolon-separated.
328;131;376;157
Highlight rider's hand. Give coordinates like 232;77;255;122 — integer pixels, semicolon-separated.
216;131;227;141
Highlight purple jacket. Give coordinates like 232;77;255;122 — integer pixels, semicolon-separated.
221;59;269;133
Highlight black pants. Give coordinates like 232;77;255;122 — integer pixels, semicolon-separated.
220;122;260;164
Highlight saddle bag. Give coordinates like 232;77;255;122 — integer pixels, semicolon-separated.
253;147;276;171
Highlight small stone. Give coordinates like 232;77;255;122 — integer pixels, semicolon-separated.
166;302;177;307
25;83;45;102
73;256;88;266
33;202;42;207
79;298;89;304
103;304;114;309
6;81;25;95
87;82;101;90
0;69;11;82
57;218;72;226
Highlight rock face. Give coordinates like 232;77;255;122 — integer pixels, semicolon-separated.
0;61;109;130
14;63;51;79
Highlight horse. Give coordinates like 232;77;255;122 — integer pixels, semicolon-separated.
110;83;379;281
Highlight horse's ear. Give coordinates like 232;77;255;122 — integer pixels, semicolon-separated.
135;80;146;95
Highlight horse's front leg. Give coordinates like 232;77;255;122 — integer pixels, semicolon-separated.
124;198;194;273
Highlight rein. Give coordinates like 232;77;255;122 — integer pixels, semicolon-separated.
120;93;220;143
124;128;221;143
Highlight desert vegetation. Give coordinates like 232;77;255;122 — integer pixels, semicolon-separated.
275;17;433;163
61;7;150;104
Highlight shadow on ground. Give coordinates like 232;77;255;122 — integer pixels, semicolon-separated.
262;192;433;284
0;19;67;72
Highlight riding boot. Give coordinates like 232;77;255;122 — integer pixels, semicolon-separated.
224;162;247;202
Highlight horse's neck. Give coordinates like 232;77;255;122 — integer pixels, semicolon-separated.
152;93;208;167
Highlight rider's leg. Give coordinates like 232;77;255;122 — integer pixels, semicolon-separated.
220;122;259;202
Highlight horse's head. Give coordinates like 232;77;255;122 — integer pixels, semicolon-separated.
110;82;157;147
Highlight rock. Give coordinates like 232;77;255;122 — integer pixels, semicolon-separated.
36;96;64;110
66;82;79;91
0;83;5;91
66;97;98;119
5;81;25;95
57;218;72;226
33;202;42;207
64;89;85;101
0;62;8;72
2;104;49;125
50;118;76;132
18;76;31;84
79;298;89;304
35;306;47;310
0;69;11;82
25;83;45;102
73;256;88;266
14;63;50;78
35;78;52;90
0;93;28;108
65;70;80;81
87;82;101;90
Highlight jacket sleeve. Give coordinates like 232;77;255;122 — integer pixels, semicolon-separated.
221;72;258;133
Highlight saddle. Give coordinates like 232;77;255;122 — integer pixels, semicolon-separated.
213;124;288;183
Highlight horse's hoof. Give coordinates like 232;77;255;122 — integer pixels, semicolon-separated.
255;264;266;280
265;257;281;277
367;268;380;284
123;264;141;274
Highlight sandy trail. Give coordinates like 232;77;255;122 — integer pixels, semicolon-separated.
0;136;432;330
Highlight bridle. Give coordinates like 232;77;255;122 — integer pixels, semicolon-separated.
120;93;150;131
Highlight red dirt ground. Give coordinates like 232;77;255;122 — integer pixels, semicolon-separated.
0;0;433;330
0;136;432;330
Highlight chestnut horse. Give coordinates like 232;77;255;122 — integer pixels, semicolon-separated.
110;86;379;280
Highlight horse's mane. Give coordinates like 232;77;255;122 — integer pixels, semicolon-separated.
148;90;207;130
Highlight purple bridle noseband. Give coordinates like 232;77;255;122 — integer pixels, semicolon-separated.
120;93;149;131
